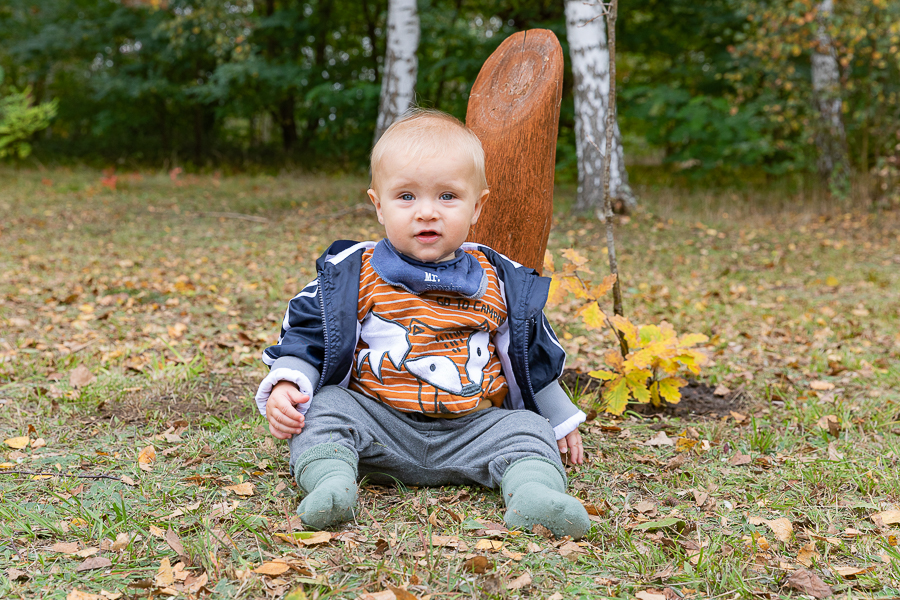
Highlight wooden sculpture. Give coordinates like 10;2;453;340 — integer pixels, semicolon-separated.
465;29;564;274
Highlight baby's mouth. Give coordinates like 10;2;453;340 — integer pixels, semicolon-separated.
415;231;440;242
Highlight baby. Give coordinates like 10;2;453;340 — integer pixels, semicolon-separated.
255;109;590;539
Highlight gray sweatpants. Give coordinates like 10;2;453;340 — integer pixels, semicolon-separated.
288;385;565;489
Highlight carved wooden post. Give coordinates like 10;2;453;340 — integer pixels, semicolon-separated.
466;29;563;274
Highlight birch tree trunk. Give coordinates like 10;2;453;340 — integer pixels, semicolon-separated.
811;0;850;193
374;0;419;143
565;0;635;214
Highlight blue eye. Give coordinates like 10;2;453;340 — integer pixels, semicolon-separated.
440;193;455;201
400;193;414;201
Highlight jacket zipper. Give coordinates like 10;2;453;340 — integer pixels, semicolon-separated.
315;274;329;393
521;316;542;417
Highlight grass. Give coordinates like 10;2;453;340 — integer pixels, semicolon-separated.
1;167;899;599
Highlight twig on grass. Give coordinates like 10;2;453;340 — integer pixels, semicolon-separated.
0;469;125;481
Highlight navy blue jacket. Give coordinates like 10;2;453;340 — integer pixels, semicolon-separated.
255;241;585;438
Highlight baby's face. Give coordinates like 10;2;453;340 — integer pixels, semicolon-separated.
368;148;489;263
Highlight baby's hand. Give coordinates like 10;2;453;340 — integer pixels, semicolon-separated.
557;428;584;466
266;380;309;439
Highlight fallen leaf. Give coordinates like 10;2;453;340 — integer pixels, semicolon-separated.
474;539;504;552
632;517;686;533
816;415;841;437
507;572;532;590
76;556;112;572
635;591;667;600
4;436;29;449
729;453;751;466
714;384;730;396
834;566;874;578
69;365;96;388
809;380;835;391
149;525;166;538
8;568;28;581
827;441;844;461
558;541;586;559
763;518;793;543
110;532;131;552
531;523;554;539
253;561;291;576
548;594;564;600
871;510;900;527
358;591;396;600
138;445;156;465
224;482;255;496
120;475;136;486
644;431;674;447
155;557;174;587
75;547;100;558
67;591;101;600
100;590;123;600
49;542;80;554
298;531;331;546
386;585;418;600
31;438;46;449
165;529;185;556
462;556;491;574
797;542;819;567
786;568;832;598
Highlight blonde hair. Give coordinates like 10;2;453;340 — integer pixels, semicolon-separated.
370;109;488;190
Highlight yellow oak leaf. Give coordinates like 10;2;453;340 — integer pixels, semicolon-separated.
589;274;617;299
602;377;629;415
657;377;686;404
579;302;606;330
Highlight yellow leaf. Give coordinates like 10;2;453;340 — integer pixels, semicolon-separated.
657;377;686;404
625;369;652;404
579;302;606;330
588;369;618;381
678;333;709;348
543;250;555;274
825;276;839;286
638;324;663;345
649;381;660;406
138;445;156;465
602;377;629;415
589;274;617;299
546;276;568;306
474;539;504;551
609;315;639;348
560;248;588;267
603;349;624;370
4;436;29;449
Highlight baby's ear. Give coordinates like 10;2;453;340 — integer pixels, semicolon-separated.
472;188;490;223
367;189;384;224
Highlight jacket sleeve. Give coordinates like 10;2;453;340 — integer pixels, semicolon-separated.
254;279;324;416
529;312;586;439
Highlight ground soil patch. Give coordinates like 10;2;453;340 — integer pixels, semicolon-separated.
561;369;745;419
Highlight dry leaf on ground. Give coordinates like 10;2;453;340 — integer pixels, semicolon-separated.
644;431;674;446
462;556;491;574
871;510;900;527
76;556;112;572
507;572;532;590
69;365;96;388
809;380;835;391
4;436;29;449
635;590;667;600
137;445;156;465
834;566;874;578
357;591;396;600
474;539;504;552
155;557;174;587
253;561;290;576
49;542;80;554
165;529;186;555
224;482;255;496
67;591;101;600
786;569;832;598
729;453;751;466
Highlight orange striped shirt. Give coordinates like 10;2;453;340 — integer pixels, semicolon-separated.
349;249;508;416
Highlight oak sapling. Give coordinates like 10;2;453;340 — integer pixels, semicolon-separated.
545;249;708;416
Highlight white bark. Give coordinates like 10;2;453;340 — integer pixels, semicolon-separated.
811;0;850;187
374;0;419;143
565;0;635;212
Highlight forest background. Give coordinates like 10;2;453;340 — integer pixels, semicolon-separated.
2;0;899;203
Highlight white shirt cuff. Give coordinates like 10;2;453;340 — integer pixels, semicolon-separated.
255;368;314;417
553;410;587;440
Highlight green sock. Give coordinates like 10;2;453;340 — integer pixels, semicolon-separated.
296;458;358;530
501;458;590;540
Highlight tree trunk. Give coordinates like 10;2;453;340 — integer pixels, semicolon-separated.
811;0;850;194
374;0;419;143
565;0;635;213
